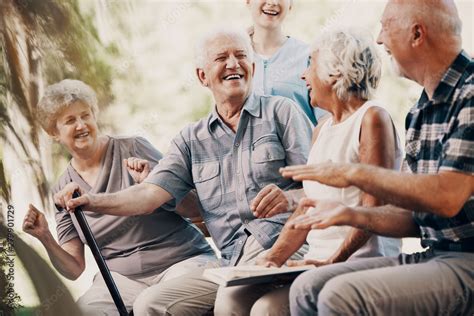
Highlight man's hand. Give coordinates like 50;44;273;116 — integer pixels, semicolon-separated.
287;258;332;267
288;198;355;230
280;162;353;188
255;255;284;268
53;182;90;212
23;204;51;241
124;157;151;183
251;184;294;218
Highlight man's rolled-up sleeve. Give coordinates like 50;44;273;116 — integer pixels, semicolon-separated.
144;130;194;203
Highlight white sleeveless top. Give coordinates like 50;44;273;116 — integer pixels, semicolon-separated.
304;101;403;261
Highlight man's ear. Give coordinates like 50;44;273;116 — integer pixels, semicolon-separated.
196;68;208;87
411;23;425;47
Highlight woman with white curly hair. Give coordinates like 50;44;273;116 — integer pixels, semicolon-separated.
251;27;402;315
22;79;214;315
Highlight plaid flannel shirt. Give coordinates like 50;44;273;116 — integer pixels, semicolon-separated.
405;51;474;252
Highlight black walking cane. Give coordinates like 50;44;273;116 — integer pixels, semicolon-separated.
71;191;133;316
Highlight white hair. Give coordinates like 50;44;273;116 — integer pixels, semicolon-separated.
37;79;99;135
194;27;254;68
313;27;381;101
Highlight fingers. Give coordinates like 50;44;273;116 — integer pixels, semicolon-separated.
264;199;290;218
279;165;315;178
124;157;149;172
66;194;90;211
254;190;281;217
23;204;40;231
287;214;320;230
250;184;274;212
28;203;41;214
288;259;323;267
286;260;307;267
252;185;291;218
54;182;81;210
23;211;37;231
142;161;150;174
296;198;318;213
255;258;279;267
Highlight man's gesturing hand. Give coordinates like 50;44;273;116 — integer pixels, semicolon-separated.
53;182;90;212
288;198;355;230
280;162;353;188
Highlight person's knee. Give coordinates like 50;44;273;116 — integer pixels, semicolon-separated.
250;296;289;316
289;272;320;303
133;288;171;316
317;276;359;315
214;287;249;316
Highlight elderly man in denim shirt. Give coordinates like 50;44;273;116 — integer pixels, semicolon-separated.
57;28;313;315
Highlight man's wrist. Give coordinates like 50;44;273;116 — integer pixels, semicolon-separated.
346;164;362;186
351;207;368;230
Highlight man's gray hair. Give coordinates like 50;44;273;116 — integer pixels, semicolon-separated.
37;79;99;135
313;27;381;101
194;27;254;69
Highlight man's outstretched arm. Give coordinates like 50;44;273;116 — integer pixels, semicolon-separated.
282;164;473;218
54;182;172;216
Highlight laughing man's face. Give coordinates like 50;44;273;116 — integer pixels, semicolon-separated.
199;35;254;103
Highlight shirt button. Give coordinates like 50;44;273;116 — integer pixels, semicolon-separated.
244;219;249;224
239;240;243;244
235;142;240;147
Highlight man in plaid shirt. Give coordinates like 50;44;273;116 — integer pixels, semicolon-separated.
279;0;473;315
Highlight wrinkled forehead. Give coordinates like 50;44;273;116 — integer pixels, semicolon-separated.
205;34;250;57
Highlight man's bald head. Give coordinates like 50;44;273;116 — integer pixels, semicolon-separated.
388;0;462;37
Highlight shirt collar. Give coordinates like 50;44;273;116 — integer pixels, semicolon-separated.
208;92;261;128
417;50;471;109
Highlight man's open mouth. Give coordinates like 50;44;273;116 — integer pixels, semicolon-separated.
223;74;244;81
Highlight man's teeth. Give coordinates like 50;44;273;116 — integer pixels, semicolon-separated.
224;74;242;80
263;10;278;16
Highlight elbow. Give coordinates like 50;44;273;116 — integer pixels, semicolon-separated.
67;263;85;281
64;268;84;281
66;274;80;281
437;205;462;218
142;207;155;215
434;199;464;218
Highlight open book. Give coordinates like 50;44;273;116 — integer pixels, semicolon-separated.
203;265;314;287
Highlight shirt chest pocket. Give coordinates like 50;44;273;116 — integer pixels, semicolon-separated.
192;162;222;209
251;134;286;183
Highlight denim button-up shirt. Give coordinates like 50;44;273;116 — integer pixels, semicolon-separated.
145;93;313;265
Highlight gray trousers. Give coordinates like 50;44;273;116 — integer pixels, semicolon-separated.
138;235;307;316
289;249;474;316
77;253;215;316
